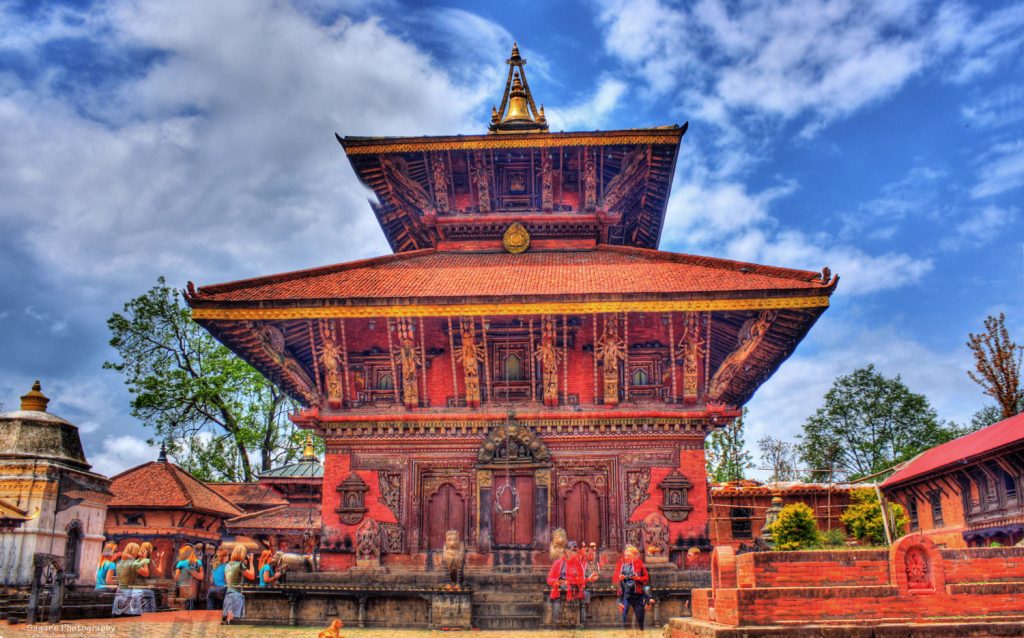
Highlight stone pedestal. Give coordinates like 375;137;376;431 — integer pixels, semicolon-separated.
429;592;472;629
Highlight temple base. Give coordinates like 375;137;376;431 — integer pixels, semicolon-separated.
666;617;1024;637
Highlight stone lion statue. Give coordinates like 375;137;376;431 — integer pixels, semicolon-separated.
549;527;568;562
441;529;465;588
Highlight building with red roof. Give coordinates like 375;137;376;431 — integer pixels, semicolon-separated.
881;411;1024;548
184;43;837;585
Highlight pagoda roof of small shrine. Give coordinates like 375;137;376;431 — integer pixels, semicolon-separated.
225;503;321;534
258;459;323;480
882;411;1024;489
188;245;835;315
206;482;288;510
109;460;243;518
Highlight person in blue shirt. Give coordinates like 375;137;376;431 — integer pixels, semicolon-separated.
206;545;229;610
257;549;282;587
174;545;204;610
95;542;118;591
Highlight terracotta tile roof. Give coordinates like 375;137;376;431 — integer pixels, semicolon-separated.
711;481;865;495
191;246;832;305
206;483;287;510
108;461;243;518
225;504;321;532
882;412;1024;489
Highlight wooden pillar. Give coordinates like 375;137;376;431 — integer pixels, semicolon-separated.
668;312;677;403
447;316;458;405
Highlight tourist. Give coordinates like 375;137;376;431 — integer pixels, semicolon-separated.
580;541;601;626
95;542;118;591
111;542;157;616
223;545;256;624
174;544;204;610
206;545;230;610
613;544;650;631
257;549;283;587
547;541;585;628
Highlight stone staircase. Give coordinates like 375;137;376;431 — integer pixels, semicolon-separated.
466;569;548;630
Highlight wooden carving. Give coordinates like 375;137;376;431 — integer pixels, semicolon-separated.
708;311;776;399
473;154;491;213
318;320;344;409
595;314;626;406
431;153;449;213
679;313;705;402
379;522;404;554
477;422;550;465
378;471;402;520
336;473;369;525
534;315;561;406
251;322;319;405
601;149;646;213
394;318;421;409
380;155;431;211
541;152;554;212
583;151;597;212
456;317;482;407
642;512;670;561
626;468;651;517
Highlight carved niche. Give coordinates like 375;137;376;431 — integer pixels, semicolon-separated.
625;468;651;517
356;519;380;562
642;512;670;561
335;472;369;525
658;469;694;522
905;546;932;590
477;421;550;465
379;522;404;554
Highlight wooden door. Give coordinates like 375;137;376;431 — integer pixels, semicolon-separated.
492;475;535;547
563;481;602;546
425;483;466;550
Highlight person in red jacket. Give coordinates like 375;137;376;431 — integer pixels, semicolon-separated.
546;542;585;627
612;544;650;630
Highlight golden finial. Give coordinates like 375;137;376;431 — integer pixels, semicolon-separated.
302;433;316;461
491;105;500;125
20;380;49;412
489;43;548;134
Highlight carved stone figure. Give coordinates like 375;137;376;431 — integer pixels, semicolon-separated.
905;546;932;590
478;422;550;464
549;527;568;562
679;313;704;400
432;153;449;213
533;316;560;406
541;153;554;212
356;519;380;563
708;310;777;399
441;530;465;588
318;321;344;409
378;471;401;520
595;314;626;406
625;468;651;517
583;152;597;212
473;155;491;213
456;317;482;407
395;318;421;409
642;512;670;562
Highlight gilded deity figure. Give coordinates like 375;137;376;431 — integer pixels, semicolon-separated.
583;152;597;212
678;313;705;400
318;326;344;409
541;153;554;212
395;319;421;409
534;316;561;406
432;154;449;213
708;310;777;399
473;155;491;213
457;317;482;407
595;314;626;406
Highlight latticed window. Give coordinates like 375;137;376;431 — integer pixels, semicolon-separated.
731;507;753;539
907;498;919;531
377;372;394;390
503;353;524;381
632;368;649;386
929;491;944;527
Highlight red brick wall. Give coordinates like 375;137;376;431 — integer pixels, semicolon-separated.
735;550;890;588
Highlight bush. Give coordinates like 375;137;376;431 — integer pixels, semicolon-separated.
769;503;819;550
817;528;847;548
840;488;909;545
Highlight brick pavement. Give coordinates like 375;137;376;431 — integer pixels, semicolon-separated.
2;611;660;638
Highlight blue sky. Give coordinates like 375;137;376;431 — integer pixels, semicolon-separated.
1;0;1022;478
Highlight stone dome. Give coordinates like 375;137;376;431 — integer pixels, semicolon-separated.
0;381;91;470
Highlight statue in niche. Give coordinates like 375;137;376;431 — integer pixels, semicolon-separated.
595;314;626;406
679;313;705;399
356;519;380;563
432;153;449;213
583;152;597;212
642;512;670;563
534;315;561;406
473;155;491;213
441;530;465;589
905;546;932;590
541;153;554;211
394;318;421;408
456;317;482;407
708;310;777;399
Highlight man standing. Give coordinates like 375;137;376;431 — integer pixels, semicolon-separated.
579;542;601;626
547;542;584;627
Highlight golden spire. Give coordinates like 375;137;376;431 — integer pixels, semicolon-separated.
20;380;49;412
302;433;316;461
489;42;549;134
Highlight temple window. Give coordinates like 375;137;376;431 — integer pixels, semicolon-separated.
124;513;143;526
929;491;944;527
632;368;649;386
64;523;82;577
907;499;919;531
503;353;524;381
377;372;394;391
730;507;753;539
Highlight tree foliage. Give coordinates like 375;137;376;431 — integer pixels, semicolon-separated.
769;503;819;551
798;365;956;481
758;435;801;482
706;408;754;482
105;278;307;481
967;313;1023;420
840;488;909;545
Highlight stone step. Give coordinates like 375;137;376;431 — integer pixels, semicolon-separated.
472;602;545;616
472;591;545;602
474;614;542;630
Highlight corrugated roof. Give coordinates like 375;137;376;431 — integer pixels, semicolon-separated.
191;246;830;305
258;460;323;479
108;461;243;518
882;412;1024;488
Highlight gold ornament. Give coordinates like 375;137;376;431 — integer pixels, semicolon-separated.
502;222;530;254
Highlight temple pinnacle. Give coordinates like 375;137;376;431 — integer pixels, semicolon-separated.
489;43;548;134
20;380;49;412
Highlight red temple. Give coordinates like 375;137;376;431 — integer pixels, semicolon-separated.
185;44;837;576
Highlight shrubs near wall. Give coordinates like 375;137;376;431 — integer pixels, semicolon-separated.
769;503;820;550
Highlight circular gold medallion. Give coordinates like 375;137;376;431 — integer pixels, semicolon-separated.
502;222;530;254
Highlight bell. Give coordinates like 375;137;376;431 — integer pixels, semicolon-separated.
503;75;533;123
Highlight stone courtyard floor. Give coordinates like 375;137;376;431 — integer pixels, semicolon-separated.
2;611;662;638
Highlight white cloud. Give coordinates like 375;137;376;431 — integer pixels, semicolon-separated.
972;139;1024;199
546;77;627;132
941;205;1018;249
962;84;1024;130
89;435;160;478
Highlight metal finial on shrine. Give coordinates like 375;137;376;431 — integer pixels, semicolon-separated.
157;441;168;463
20;380;49;412
489;43;548;134
302;433;317;461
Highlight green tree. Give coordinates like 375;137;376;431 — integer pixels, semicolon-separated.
967;313;1023;420
840;488;909;545
706;408;754;482
105;278;306;481
757;434;800;482
798;365;956;481
769;503;818;551
971;399;1024;431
